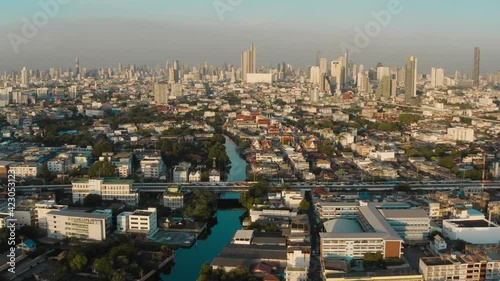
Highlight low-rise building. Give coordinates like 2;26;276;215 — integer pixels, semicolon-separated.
71;178;138;205
46;211;109;241
163;187;184;210
9;162;39;177
420;251;500;281
378;209;430;240
34;200;67;229
173;166;188;183
140;156;165;179
442;218;500;244
123;207;158;237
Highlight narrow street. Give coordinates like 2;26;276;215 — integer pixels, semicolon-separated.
306;191;322;281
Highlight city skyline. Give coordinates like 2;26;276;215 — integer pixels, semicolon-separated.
0;0;499;72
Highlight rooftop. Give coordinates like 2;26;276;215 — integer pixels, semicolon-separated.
234;229;254;240
379;208;429;219
46;210;109;219
446;219;498;228
72;178;134;185
324;219;364;233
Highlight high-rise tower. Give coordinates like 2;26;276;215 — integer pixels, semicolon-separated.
405;56;417;102
75;56;80;78
473;47;480;87
241;44;257;82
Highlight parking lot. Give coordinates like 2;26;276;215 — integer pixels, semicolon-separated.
150;230;195;246
403;245;429;270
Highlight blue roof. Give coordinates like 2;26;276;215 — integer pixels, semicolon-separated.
324;219;364;233
23;239;37;248
467;209;483;215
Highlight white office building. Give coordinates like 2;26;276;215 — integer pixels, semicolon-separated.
34;200;67;229
447;127;475;142
127;207;158;237
140;156;165;179
46;211;109;241
442;218;500;244
71;178;138;205
379;209;430;240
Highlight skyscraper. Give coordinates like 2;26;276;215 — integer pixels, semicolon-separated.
21;67;28;88
473;47;480;87
344;51;350;87
376;66;390;81
376;75;391;100
241;44;257;82
241;50;249;82
310;66;320;84
319;73;328;93
331;56;346;91
319;57;328;74
75;57;80;78
405;56;417;101
431;67;444;88
249;44;256;74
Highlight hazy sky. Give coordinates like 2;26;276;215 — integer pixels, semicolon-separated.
0;0;499;74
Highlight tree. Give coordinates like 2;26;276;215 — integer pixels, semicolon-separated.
92;139;113;158
453;239;469;252
399;114;421;125
69;254;88;272
298;199;310;213
83;194;102;207
239;182;269;210
438;156;455;169
93;257;114;280
89;161;116;178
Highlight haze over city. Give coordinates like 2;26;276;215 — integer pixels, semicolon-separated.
1;0;499;72
1;1;500;281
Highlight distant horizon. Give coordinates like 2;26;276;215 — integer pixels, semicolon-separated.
1;0;499;73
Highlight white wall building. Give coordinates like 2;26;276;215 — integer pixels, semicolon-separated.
163;188;184;210
379;209;430;240
447;127;475;142
9;162;39;177
246;73;273;83
232;229;254;245
71;178;138;205
443;218;500;244
140;156;165;179
285;248;310;281
46;211;109;241
35;200;67;229
127;207;158;237
189;170;201;182
116;211;132;233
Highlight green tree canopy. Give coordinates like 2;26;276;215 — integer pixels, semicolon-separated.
298;199;311;213
88;161;116;178
92;139;113;158
83;194;103;207
69;254;88;272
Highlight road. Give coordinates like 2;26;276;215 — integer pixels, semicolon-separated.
13;181;500;194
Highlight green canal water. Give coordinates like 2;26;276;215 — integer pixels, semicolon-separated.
160;136;247;281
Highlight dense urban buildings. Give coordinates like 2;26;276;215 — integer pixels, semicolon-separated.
1;2;500;281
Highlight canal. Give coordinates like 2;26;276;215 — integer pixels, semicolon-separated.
160;135;247;281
